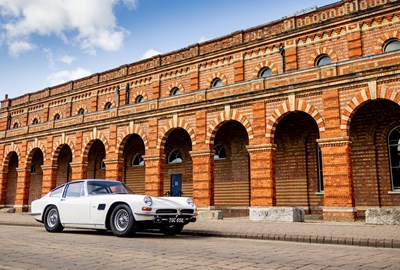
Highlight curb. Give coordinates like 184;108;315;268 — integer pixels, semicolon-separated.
1;222;399;249
181;230;400;249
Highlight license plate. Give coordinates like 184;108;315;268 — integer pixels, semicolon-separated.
168;217;185;223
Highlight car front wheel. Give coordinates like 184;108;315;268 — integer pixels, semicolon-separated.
110;204;136;237
44;206;64;233
160;224;184;236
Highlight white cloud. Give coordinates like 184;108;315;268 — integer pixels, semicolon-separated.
59;55;76;65
8;40;35;57
46;67;91;86
141;49;160;59
0;0;137;56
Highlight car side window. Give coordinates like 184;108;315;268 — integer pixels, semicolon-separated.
50;185;64;198
65;182;85;198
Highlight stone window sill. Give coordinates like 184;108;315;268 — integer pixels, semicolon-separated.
388;190;400;195
315;191;324;196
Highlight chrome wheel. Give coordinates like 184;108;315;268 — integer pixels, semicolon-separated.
114;209;129;231
44;206;64;233
46;208;59;228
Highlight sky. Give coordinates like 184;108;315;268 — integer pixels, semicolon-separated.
0;0;337;99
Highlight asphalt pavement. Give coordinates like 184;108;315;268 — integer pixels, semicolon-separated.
0;212;399;249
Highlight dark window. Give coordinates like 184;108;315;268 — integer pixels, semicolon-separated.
383;39;400;53
32;118;39;125
171;87;180;96
259;67;272;78
136;95;144;103
214;144;226;160
388;126;400;190
30;165;36;174
317;144;324;192
13;123;19;129
211;78;223;88
168;149;182;164
78;108;85;115
54;114;61;121
132;153;144;166
105;102;112;110
316;54;332;67
100;160;106;170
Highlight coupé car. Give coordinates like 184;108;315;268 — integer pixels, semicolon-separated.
30;179;196;237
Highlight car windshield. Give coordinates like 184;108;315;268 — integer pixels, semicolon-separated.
87;181;133;195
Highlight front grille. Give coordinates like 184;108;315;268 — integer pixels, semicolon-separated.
156;209;177;214
180;209;194;214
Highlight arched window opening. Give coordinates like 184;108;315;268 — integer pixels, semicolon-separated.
100;160;106;170
168;149;182;164
388;126;400;190
54;114;60;121
171;87;180;96
383;39;400;53
13;122;19;129
105;102;113;110
317;144;324;193
259;67;272;78
315;54;332;67
78;108;85;115
32;118;39;125
132;153;145;166
211;78;223;88
214;144;227;160
136;95;144;103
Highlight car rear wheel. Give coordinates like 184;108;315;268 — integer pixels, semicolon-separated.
160;224;184;236
110;204;136;237
44;206;64;232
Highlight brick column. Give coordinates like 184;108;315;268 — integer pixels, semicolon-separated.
104;158;123;181
233;53;244;83
190;150;214;206
15;168;29;212
319;137;356;221
143;154;164;196
189;65;199;91
70;162;87;181
247;144;277;206
0;170;7;205
41;165;57;195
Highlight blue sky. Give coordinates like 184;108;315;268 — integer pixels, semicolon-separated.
0;0;336;99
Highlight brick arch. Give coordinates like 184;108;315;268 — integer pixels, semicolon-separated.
101;98;116;110
26;140;47;165
52;136;76;165
132;90;148;103
116;124;149;155
206;72;228;88
374;31;400;53
166;82;185;96
82;130;109;159
158;117;196;150
308;47;338;67
51;110;63;120
2;146;21;171
340;85;400;134
206;108;254;147
11;119;21;129
252;60;279;78
76;105;88;115
266;99;325;143
30;114;41;124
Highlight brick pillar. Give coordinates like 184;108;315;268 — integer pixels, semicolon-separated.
233;53;244;83
320;89;356;221
91;91;98;112
347;25;362;59
0;170;7;205
152;75;161;99
41;165;57;195
285;40;298;72
247;145;277;206
104;158;123;181
70;163;86;181
190;150;214;206
319;138;356;221
144;119;163;196
189;65;199;91
15;168;29;212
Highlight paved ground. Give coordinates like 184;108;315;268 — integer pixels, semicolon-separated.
1;225;400;270
0;212;399;249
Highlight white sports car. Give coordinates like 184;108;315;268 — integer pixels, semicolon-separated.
30;179;196;237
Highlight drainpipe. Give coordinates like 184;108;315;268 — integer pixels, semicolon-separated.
279;45;285;73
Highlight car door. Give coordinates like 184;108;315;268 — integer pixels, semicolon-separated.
58;181;91;225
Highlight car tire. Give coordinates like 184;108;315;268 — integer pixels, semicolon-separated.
44;206;64;233
110;204;136;237
160;224;184;236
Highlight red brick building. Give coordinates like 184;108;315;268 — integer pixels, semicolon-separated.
0;0;399;221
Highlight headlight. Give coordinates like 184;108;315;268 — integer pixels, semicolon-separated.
187;198;195;206
144;196;153;206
